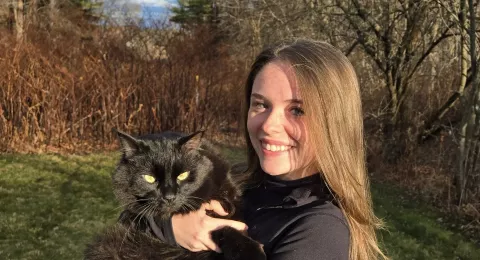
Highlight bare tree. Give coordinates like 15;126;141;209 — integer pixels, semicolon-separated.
49;0;57;23
219;0;325;61
458;0;480;205
332;0;455;136
416;0;480;143
13;0;24;40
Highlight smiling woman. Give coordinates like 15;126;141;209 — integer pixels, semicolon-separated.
158;39;389;260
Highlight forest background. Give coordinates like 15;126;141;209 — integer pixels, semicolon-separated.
1;0;480;258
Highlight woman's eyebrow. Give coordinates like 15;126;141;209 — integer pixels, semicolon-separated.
286;98;303;104
251;93;303;104
251;93;265;99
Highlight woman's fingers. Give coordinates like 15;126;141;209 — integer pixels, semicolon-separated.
203;239;222;253
201;217;246;253
188;243;208;252
171;202;247;253
188;215;222;252
211;217;248;232
204;200;228;216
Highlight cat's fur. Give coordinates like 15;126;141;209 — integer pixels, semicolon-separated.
84;130;265;260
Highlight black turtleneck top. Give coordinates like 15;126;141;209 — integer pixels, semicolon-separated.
147;173;349;260
243;173;349;259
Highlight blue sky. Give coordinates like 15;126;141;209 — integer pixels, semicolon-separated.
133;0;177;17
102;0;177;24
140;0;176;21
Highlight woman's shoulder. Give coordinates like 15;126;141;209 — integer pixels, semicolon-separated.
287;202;350;238
269;202;350;259
308;201;349;227
279;200;349;237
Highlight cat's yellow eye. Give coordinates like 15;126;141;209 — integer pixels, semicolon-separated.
143;175;156;184
177;171;190;181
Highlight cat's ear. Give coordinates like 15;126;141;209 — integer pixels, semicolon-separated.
178;130;204;150
114;128;140;159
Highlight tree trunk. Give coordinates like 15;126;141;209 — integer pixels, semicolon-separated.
48;0;57;28
13;0;24;41
457;0;469;204
7;1;15;32
467;0;480;203
458;0;479;205
28;0;37;26
383;73;410;163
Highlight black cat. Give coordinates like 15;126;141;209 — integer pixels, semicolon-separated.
84;130;265;260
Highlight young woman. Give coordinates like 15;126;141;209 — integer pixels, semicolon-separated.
159;39;387;260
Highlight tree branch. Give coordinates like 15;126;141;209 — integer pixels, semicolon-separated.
407;22;455;81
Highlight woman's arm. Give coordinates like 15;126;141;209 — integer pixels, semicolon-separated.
269;214;349;260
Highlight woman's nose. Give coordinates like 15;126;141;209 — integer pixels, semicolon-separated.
261;110;284;134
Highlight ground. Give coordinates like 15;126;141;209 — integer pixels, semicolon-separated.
0;147;479;259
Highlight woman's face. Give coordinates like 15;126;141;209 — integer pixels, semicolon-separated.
247;61;315;180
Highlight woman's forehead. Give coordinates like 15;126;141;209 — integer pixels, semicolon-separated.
252;61;301;100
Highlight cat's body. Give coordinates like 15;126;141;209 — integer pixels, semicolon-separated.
85;131;265;260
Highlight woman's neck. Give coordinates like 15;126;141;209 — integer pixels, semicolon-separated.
269;164;318;181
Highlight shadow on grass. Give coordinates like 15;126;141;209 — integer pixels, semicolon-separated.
0;153;121;260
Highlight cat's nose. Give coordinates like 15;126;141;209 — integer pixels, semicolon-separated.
164;192;175;202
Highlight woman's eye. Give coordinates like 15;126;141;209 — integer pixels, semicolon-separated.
291;107;305;117
251;101;267;110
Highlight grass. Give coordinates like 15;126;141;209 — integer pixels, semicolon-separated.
0;153;120;259
373;183;480;259
0;147;479;259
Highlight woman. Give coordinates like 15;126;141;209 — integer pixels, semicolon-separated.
158;39;387;260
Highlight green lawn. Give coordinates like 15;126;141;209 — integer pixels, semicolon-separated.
0;148;478;259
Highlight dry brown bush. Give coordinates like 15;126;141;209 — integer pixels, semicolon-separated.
0;21;245;153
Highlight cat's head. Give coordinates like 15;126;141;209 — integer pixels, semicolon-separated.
112;129;228;218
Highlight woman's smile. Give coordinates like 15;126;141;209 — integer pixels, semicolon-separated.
259;139;294;158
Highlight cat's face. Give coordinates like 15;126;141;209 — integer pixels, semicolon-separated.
112;131;222;218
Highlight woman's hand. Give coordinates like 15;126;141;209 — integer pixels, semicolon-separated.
172;200;248;253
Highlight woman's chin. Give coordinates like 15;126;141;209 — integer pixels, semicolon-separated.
260;163;290;177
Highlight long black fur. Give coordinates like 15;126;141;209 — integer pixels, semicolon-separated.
84;130;265;260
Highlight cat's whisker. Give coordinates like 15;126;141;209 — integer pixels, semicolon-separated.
120;202;150;249
148;203;160;220
109;199;151;213
187;198;202;208
182;202;192;211
137;206;149;227
144;204;153;218
135;203;152;225
144;202;156;218
184;201;200;212
187;196;207;203
181;204;190;213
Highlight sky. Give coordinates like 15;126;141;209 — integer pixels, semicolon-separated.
101;0;177;25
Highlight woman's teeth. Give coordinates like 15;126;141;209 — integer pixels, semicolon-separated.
262;143;291;152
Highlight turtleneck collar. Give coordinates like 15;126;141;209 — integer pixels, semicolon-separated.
263;173;322;188
245;172;334;210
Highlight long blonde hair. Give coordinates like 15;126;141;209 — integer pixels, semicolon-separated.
242;39;388;260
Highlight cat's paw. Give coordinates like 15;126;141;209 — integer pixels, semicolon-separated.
211;226;266;260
